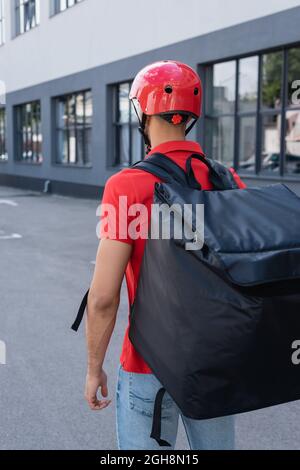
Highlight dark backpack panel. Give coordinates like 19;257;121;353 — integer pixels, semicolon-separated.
128;152;300;446
129;236;300;420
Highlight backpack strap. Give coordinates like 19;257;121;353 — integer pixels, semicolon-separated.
133;152;239;191
71;289;89;331
131;152;201;189
150;387;172;447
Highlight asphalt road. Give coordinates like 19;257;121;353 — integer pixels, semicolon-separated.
0;185;300;450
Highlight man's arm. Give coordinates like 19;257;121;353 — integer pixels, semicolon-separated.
85;238;132;410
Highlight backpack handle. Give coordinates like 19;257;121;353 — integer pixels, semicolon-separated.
186;153;220;186
186;153;238;190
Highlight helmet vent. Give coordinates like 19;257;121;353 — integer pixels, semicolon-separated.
165;85;173;94
194;87;199;95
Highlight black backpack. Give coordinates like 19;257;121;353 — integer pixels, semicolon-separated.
72;152;300;447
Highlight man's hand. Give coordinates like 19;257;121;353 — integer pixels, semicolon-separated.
85;369;111;411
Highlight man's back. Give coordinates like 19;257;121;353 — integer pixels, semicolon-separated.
100;140;246;374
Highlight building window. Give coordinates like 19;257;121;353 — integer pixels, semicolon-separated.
51;0;83;15
205;60;236;167
15;100;42;163
204;44;300;177
0;108;7;161
260;51;283;174
54;90;92;165
0;0;5;45
111;81;144;167
285;47;300;175
15;0;40;36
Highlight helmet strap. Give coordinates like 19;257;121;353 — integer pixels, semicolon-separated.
185;117;198;136
138;114;152;154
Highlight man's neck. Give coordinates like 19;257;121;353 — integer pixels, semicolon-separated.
150;135;186;149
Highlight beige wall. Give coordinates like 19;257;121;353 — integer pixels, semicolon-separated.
1;0;300;92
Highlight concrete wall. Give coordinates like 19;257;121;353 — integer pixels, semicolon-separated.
1;0;300;93
1;5;300;196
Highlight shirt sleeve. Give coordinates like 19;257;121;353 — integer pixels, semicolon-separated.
99;173;136;246
229;167;247;189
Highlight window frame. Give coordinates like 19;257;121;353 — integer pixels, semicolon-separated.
53;89;93;167
283;47;300;177
0;0;5;45
50;0;83;16
15;0;40;36
202;43;300;180
0;106;7;161
110;80;144;168
14;100;43;164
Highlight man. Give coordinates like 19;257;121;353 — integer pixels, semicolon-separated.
84;60;246;450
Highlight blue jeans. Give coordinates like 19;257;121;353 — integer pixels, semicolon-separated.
116;364;235;450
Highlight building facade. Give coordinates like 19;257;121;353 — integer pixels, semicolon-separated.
0;0;300;197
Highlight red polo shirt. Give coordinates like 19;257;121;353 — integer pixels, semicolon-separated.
100;140;246;373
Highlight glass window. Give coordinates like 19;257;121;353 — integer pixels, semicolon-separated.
0;0;5;45
15;100;42;163
261;114;281;173
112;81;144;166
51;0;83;15
205;116;235;167
118;83;130;123
284;46;300;174
212;61;236;115
15;0;40;35
236;57;259;172
284;109;300;174
238;56;259;113
0;107;7;161
259;51;283;173
287;47;300;107
261;51;283;110
118;124;130;165
204;45;300;178
85;91;93;125
55;90;93;165
205;61;236;166
239;116;256;171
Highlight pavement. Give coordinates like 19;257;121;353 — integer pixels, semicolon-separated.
0;184;300;450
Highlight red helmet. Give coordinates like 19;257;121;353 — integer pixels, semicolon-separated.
129;60;202;143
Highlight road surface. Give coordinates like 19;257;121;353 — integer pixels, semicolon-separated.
0;185;299;450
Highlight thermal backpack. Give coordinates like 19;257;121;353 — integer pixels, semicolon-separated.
72;152;300;447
